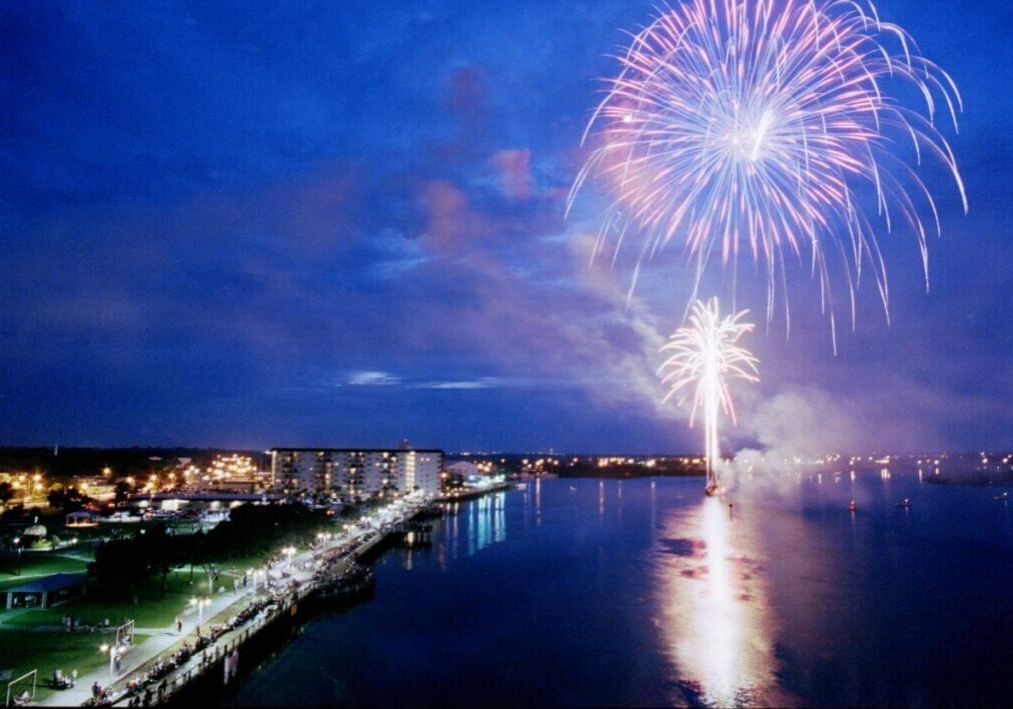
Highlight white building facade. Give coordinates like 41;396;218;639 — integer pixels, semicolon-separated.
270;448;443;498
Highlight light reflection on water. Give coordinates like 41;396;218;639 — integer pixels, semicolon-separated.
656;497;790;706
439;491;508;563
233;475;1013;707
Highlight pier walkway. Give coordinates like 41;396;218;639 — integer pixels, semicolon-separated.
31;496;430;707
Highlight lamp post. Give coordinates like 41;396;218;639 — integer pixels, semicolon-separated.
190;596;209;626
191;597;209;624
99;644;115;684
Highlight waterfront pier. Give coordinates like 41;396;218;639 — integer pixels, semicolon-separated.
31;499;430;707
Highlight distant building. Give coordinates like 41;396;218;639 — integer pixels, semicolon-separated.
445;460;479;478
270;448;444;498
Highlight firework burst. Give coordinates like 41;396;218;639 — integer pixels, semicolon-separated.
659;298;759;492
570;0;967;349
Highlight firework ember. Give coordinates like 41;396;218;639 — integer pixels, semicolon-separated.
571;0;967;348
659;298;759;493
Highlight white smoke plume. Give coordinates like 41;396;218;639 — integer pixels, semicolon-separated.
719;386;871;493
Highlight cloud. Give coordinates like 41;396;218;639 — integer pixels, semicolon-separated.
347;371;401;386
446;65;485;119
416;377;504;390
491;149;533;201
418;180;479;248
4;0;1008;451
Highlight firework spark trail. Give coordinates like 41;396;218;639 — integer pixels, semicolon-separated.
658;298;759;491
569;0;967;350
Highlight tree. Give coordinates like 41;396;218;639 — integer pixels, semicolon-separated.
89;526;179;594
0;482;13;508
48;485;88;510
114;481;132;507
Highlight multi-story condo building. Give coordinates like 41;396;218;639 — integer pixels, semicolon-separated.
396;449;442;496
270;448;443;498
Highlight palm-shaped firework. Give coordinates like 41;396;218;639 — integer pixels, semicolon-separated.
658;298;759;494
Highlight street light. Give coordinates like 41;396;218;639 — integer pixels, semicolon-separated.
190;596;210;625
98;644;116;683
12;537;22;576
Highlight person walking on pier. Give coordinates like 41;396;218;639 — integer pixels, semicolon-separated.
176;615;183;634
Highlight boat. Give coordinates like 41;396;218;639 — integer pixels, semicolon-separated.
568;486;577;493
848;500;857;512
704;483;720;497
896;498;912;508
514;482;528;490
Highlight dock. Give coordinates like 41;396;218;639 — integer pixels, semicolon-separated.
435;482;512;503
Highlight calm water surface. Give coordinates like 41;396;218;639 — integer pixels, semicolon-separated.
232;474;1013;706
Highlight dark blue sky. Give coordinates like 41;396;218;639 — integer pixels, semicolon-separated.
1;0;1010;453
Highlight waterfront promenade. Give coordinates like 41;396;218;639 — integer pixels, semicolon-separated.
29;496;429;707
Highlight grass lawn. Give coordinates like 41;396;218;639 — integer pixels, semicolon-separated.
0;516;338;635
0;630;149;702
3;570;217;630
0;549;284;632
0;553;90;591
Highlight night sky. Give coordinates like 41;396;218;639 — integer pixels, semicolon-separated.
2;0;1010;453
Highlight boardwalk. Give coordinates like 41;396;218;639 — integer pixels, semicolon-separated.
35;496;428;706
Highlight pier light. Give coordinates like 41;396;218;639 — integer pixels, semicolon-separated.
99;644;116;681
192;597;210;624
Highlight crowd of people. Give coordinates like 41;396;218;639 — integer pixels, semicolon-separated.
51;668;76;690
91;588;294;707
61;614;112;633
78;522;399;707
88;681;112;706
312;555;373;592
